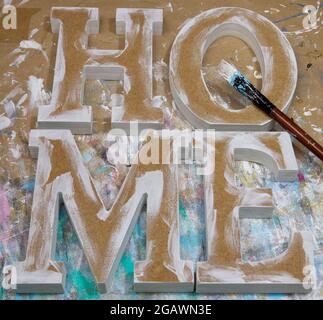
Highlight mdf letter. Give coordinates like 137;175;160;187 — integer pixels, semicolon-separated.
196;132;314;293
10;130;193;293
37;7;164;134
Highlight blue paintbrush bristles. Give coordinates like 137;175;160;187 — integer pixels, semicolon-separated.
217;59;275;114
228;71;251;98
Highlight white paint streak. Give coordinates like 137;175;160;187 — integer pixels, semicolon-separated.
27;76;50;108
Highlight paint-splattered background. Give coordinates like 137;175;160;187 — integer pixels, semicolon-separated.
0;0;322;300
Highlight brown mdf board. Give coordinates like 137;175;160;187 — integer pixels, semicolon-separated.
0;0;320;295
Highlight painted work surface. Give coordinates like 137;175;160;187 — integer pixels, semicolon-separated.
0;0;322;299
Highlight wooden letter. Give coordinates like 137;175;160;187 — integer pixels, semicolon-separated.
196;132;314;293
37;7;164;134
170;8;297;130
11;130;193;293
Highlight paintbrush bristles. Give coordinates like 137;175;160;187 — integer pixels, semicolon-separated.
217;60;238;83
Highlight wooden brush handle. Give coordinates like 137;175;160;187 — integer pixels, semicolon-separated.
230;72;323;160
271;108;323;161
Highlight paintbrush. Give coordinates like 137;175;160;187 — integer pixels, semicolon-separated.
217;60;323;161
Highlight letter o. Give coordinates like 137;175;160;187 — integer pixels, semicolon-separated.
170;7;297;130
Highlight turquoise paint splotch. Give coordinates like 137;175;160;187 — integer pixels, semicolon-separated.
179;197;188;220
21;179;35;192
82;150;93;163
179;197;205;261
95;165;109;174
54;205;99;300
69;270;99;300
120;254;134;275
0;286;3;300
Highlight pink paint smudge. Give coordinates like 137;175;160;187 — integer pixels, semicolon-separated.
0;186;10;225
298;171;305;183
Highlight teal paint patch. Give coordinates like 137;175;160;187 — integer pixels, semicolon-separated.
120;254;134;275
69;270;99;300
22;179;35;192
179;197;188;219
95;165;109;174
82;150;93;163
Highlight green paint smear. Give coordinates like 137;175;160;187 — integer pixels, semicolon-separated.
120;254;134;275
70;270;99;300
179;198;188;219
184;233;202;247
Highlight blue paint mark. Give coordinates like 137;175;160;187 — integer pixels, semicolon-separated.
273;12;304;24
268;293;286;300
95;165;109;174
82;151;92;163
228;71;251;97
22;179;35;192
273;3;323;24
